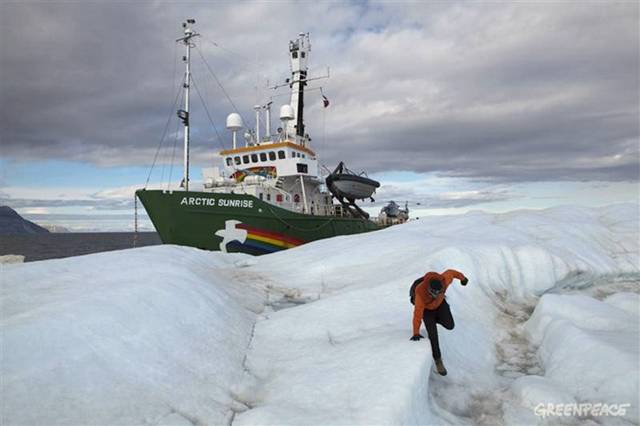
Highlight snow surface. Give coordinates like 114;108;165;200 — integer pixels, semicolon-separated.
524;293;639;420
2;248;263;425
1;203;638;425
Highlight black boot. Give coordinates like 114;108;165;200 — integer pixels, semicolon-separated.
434;358;447;376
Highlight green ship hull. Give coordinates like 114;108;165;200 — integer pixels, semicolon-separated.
136;189;380;255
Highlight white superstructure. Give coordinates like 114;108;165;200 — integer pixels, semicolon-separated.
201;33;337;216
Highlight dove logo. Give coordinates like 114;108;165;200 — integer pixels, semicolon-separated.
214;220;247;253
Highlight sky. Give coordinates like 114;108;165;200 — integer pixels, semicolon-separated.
1;1;638;231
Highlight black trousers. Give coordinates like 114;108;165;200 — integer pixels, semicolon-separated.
423;300;455;360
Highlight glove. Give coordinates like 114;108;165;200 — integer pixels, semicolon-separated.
410;334;424;341
461;277;468;286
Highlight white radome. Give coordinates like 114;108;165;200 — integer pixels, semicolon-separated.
226;113;243;130
279;104;294;121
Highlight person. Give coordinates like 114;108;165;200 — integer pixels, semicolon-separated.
410;269;468;376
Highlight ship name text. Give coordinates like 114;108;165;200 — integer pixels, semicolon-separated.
180;197;254;208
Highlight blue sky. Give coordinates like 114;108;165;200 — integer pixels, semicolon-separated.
1;1;638;231
3;160;148;188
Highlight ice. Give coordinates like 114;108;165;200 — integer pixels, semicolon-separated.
525;294;637;341
524;292;639;421
1;203;638;425
503;376;578;425
604;292;640;316
2;246;263;425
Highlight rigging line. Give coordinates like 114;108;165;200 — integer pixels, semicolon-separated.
191;73;227;151
133;192;138;247
200;35;262;70
144;76;185;189
195;45;251;126
167;109;182;191
162;42;180;184
171;41;179;101
160;83;185;187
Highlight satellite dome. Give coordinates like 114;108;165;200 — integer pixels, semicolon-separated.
279;104;294;121
226;113;243;130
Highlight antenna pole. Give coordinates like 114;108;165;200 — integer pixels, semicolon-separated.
254;105;261;144
265;101;272;139
177;20;199;192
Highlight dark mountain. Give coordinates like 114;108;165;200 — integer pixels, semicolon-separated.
0;206;50;235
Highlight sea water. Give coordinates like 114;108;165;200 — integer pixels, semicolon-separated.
0;232;161;262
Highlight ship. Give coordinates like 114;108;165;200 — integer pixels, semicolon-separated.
136;20;406;255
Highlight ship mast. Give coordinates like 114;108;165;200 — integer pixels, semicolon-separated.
176;19;199;191
288;33;310;144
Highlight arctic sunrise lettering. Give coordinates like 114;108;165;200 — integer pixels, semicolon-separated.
180;197;253;208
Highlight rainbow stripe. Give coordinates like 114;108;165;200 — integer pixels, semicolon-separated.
232;224;305;254
230;166;277;182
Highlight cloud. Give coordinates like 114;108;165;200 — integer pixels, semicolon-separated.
1;2;637;184
2;197;132;210
0;181;184;212
1;184;149;211
372;180;519;209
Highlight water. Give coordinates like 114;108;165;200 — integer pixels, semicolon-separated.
0;232;162;262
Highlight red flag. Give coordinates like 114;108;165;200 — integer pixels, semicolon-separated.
322;95;330;108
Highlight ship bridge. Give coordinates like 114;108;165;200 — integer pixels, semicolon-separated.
219;141;318;178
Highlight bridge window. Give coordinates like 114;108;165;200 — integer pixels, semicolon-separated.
251;154;258;163
292;51;298;59
278;150;285;159
297;163;308;173
269;151;276;161
234;156;241;165
242;155;249;164
260;152;267;161
266;193;271;201
226;157;232;166
259;193;263;200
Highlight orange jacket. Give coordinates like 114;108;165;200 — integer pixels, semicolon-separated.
412;269;466;336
